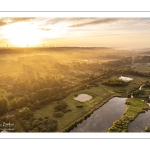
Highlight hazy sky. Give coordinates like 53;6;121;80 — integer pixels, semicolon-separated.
0;17;150;47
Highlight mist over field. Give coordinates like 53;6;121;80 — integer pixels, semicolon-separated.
0;46;150;132
1;17;150;132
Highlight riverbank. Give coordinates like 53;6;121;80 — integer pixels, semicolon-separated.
58;93;118;132
108;98;150;132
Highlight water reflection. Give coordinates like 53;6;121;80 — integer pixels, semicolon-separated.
71;97;127;132
128;110;150;132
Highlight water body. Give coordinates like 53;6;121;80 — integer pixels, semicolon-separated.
74;94;93;102
71;97;127;132
119;76;133;82
128;110;150;132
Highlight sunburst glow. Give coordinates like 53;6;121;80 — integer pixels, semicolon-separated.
0;18;150;47
1;22;42;47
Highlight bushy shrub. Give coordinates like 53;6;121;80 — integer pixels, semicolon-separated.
125;101;131;105
19;117;58;132
54;101;68;111
102;77;128;86
0;97;9;115
53;112;64;118
17;107;33;120
63;109;72;113
38;117;43;121
76;105;83;108
74;93;78;97
45;116;49;119
144;81;150;88
145;127;150;132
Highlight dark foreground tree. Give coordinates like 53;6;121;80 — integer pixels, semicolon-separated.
0;97;9;115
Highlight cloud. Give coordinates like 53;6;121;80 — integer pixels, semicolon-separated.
0;20;7;26
0;18;35;27
70;18;126;27
131;18;150;27
9;18;35;24
39;28;51;31
43;18;93;26
44;18;67;25
141;21;150;25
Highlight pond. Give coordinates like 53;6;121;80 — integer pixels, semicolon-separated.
71;97;127;132
119;76;133;81
128;110;150;132
74;94;93;102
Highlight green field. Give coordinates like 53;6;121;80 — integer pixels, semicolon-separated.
34;86;114;131
131;63;150;73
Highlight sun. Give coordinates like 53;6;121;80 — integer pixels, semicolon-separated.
1;22;42;47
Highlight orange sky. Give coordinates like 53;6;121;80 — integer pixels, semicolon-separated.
0;17;150;48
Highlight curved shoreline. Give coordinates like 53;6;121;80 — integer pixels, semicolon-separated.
108;98;150;132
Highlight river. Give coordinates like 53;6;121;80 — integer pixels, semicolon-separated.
70;97;127;132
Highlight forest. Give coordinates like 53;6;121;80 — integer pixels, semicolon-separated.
0;47;150;132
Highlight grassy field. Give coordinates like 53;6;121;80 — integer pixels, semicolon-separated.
34;86;113;131
131;63;150;73
127;75;149;84
101;81;136;97
108;98;150;132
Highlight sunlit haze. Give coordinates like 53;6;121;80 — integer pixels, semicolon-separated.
0;17;150;47
1;17;150;134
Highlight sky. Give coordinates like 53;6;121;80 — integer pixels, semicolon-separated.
0;17;150;48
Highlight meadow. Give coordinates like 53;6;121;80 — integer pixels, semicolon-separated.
131;63;150;73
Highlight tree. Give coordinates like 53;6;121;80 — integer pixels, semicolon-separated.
34;88;53;100
17;107;33;120
37;118;58;132
10;98;18;111
0;89;6;97
0;97;9;115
